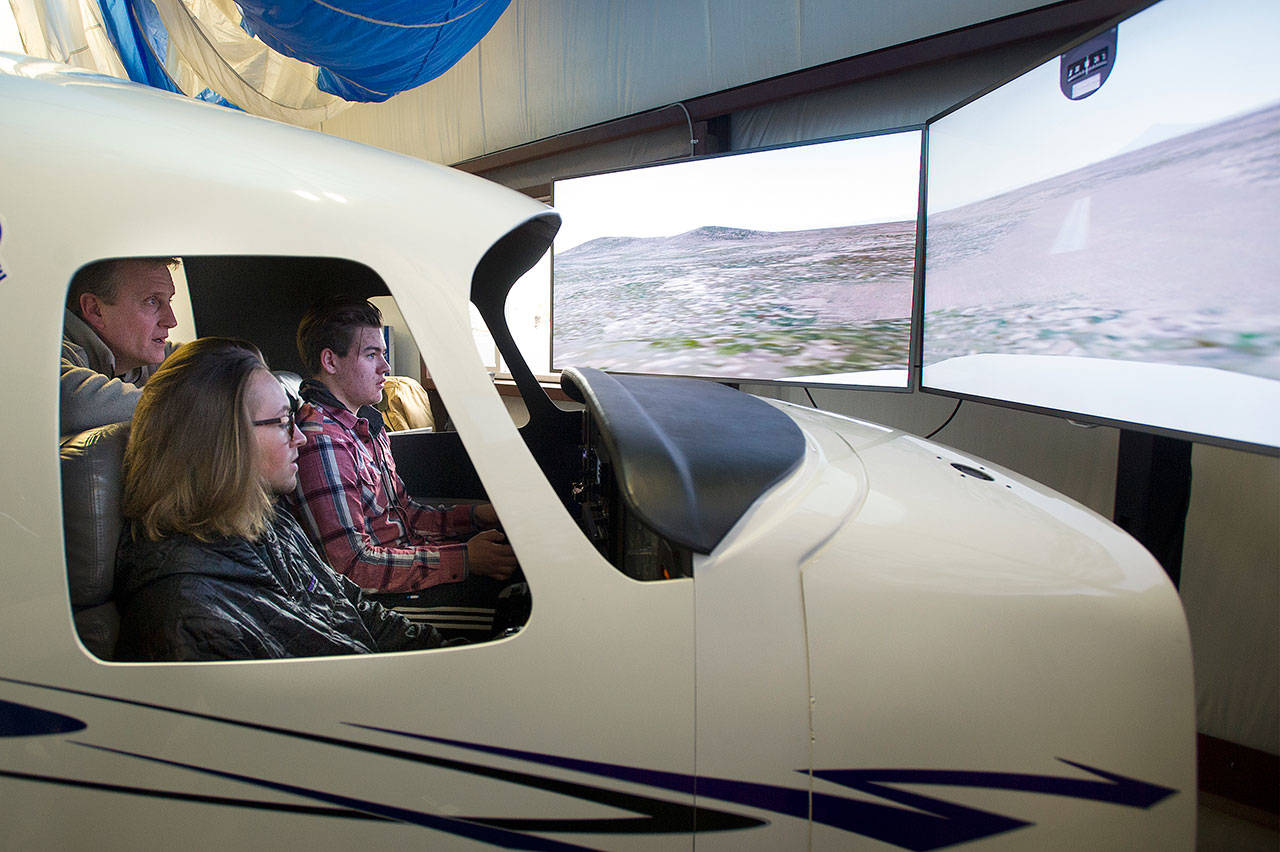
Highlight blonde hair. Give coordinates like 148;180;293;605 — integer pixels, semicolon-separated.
123;337;275;542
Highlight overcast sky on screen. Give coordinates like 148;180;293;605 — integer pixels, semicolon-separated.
927;0;1280;212
553;129;922;253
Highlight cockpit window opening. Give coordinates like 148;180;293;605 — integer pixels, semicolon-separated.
60;254;531;662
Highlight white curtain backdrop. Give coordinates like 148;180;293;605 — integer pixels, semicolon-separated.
9;0;127;75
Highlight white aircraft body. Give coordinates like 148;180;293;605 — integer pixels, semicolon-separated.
0;56;1194;849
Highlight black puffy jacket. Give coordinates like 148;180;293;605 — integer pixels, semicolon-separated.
115;505;445;660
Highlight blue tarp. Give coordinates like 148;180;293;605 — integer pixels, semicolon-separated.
236;0;512;102
96;0;182;94
96;0;234;106
94;0;509;105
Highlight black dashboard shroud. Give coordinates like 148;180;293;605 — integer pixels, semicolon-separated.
561;367;806;554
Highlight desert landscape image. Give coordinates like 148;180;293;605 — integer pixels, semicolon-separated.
552;218;915;381
924;100;1280;382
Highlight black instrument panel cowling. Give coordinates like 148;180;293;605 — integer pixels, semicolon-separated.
561;368;806;554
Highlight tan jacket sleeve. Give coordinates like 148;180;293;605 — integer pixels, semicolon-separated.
60;343;142;436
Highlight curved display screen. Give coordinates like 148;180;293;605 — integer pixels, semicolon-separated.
552;128;922;388
922;0;1280;451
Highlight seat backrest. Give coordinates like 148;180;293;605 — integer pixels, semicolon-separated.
60;421;130;659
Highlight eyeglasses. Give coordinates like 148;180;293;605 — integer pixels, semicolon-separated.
253;400;312;433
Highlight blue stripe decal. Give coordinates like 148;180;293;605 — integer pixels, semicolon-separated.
814;760;1176;807
3;677;1179;850
0;676;759;837
72;742;594;852
351;725;807;816
0;767;390;821
0;700;87;737
807;761;1177;850
355;729;1178;852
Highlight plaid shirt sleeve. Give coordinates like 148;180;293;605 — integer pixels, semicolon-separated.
402;491;479;540
291;426;469;594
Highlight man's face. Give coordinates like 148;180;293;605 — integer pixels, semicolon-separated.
327;325;390;411
84;261;177;374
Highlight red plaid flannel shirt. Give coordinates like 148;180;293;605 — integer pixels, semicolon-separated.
288;390;476;593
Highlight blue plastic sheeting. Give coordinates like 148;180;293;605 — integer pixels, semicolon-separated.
96;0;180;93
96;0;234;106
236;0;512;102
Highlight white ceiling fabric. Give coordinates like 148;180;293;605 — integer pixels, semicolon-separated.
150;0;349;124
8;0;127;76
8;0;350;123
9;0;1058;149
318;0;1059;164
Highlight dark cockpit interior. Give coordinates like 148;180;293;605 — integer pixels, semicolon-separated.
61;225;805;659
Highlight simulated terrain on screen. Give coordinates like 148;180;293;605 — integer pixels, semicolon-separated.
925;100;1280;379
921;0;1280;447
553;220;915;381
551;129;922;385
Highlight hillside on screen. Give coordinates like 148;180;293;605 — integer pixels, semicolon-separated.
551;128;922;387
922;0;1280;449
554;220;914;381
926;100;1280;379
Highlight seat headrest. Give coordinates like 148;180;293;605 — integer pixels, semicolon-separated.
61;421;130;609
379;375;435;432
274;370;303;402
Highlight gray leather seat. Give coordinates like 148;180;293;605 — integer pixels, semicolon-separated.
61;421;130;660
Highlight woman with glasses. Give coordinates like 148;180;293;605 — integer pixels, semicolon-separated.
115;336;450;660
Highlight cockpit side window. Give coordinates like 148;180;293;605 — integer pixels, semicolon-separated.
465;226;696;584
60;255;529;662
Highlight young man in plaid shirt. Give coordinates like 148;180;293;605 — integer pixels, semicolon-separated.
286;297;517;636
